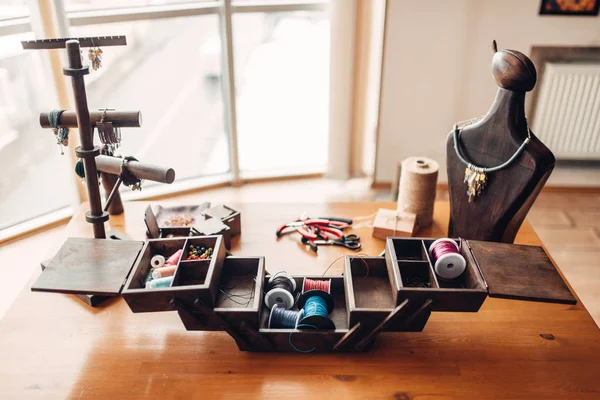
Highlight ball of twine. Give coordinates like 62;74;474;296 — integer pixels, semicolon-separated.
397;157;439;228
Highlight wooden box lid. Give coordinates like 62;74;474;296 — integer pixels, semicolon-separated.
467;240;576;304
32;237;144;296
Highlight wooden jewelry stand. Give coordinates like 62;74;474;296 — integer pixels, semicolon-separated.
446;42;555;243
24;37;176;306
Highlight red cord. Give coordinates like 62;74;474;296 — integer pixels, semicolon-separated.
303;278;331;294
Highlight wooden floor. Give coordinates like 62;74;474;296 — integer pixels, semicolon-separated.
1;178;599;329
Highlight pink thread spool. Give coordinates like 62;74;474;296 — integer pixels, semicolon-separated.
152;264;177;279
166;249;183;266
428;238;466;279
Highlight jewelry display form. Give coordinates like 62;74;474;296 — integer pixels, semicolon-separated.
446;41;555;243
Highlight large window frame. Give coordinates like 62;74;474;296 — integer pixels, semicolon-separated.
0;0;331;241
58;0;329;194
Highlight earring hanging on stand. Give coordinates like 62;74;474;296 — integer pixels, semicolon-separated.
88;38;103;71
96;108;121;153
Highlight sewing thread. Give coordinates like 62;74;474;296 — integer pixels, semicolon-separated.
302;278;331;294
264;272;296;309
428;238;467;280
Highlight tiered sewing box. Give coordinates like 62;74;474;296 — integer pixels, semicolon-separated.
32;226;576;353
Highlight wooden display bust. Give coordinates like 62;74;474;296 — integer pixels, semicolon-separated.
446;41;555;243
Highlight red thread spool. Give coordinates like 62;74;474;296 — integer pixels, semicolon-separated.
428;238;466;279
302;278;331;294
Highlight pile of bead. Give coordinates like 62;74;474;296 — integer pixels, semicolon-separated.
186;245;213;260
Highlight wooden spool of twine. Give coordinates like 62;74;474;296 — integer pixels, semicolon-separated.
397;157;439;228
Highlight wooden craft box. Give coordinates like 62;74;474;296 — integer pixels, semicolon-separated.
32;235;227;312
145;204;240;249
32;236;576;353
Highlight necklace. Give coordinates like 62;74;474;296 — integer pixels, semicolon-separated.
451;117;531;203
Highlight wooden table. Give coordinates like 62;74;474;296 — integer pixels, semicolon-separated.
0;201;599;399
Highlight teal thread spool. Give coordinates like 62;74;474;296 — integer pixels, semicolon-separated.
297;289;335;330
146;275;174;289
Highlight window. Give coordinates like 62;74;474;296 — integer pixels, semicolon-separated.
0;32;74;230
70;15;230;188
1;0;331;232
233;10;329;175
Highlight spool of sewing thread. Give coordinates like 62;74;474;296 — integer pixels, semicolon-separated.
428;238;466;280
268;305;303;329
152;264;177;279
297;289;335;330
145;275;174;289
264;272;297;310
166;249;183;266
302;278;331;294
397;157;439;228
151;254;166;268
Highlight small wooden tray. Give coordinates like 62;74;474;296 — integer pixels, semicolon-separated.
385;237;576;312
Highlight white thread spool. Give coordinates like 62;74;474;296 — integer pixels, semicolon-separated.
397;157;439;228
264;272;297;310
428;238;466;280
151;255;165;268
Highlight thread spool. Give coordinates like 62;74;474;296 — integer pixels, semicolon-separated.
166;249;183;266
152;264;177;279
428;238;467;279
302;278;331;294
297;290;335;330
151;254;165;268
397;157;439;228
268;305;303;329
264;272;297;310
145;275;174;289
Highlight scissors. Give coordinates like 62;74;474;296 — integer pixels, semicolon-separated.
301;232;361;252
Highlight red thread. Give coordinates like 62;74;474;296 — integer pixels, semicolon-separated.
430;239;461;261
303;278;331;294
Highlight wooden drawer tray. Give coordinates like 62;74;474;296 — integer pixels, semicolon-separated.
145;204;238;249
257;275;349;352
385;237;576;312
32;235;226;313
177;256;265;331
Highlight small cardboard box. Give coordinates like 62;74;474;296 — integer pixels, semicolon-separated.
372;208;417;239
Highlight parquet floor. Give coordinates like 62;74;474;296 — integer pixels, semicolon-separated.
1;179;598;328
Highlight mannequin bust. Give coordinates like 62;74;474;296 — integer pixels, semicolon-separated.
446;41;555;243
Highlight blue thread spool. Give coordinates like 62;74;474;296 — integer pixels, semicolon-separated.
268;305;304;329
297;290;335;330
145;275;174;289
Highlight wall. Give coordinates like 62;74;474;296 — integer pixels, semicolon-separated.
375;0;600;184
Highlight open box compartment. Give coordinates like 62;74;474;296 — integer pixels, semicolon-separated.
31;235;226;313
344;257;395;328
123;235;226;312
385;237;577;312
177;256;265;331
256;275;349;352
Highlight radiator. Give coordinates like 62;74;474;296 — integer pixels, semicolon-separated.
532;62;600;160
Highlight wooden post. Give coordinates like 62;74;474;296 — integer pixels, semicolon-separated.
64;40;108;238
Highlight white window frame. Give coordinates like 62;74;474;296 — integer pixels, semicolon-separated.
56;0;329;192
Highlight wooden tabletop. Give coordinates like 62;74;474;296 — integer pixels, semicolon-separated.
0;201;598;399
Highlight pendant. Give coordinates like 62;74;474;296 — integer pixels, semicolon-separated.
464;167;487;203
